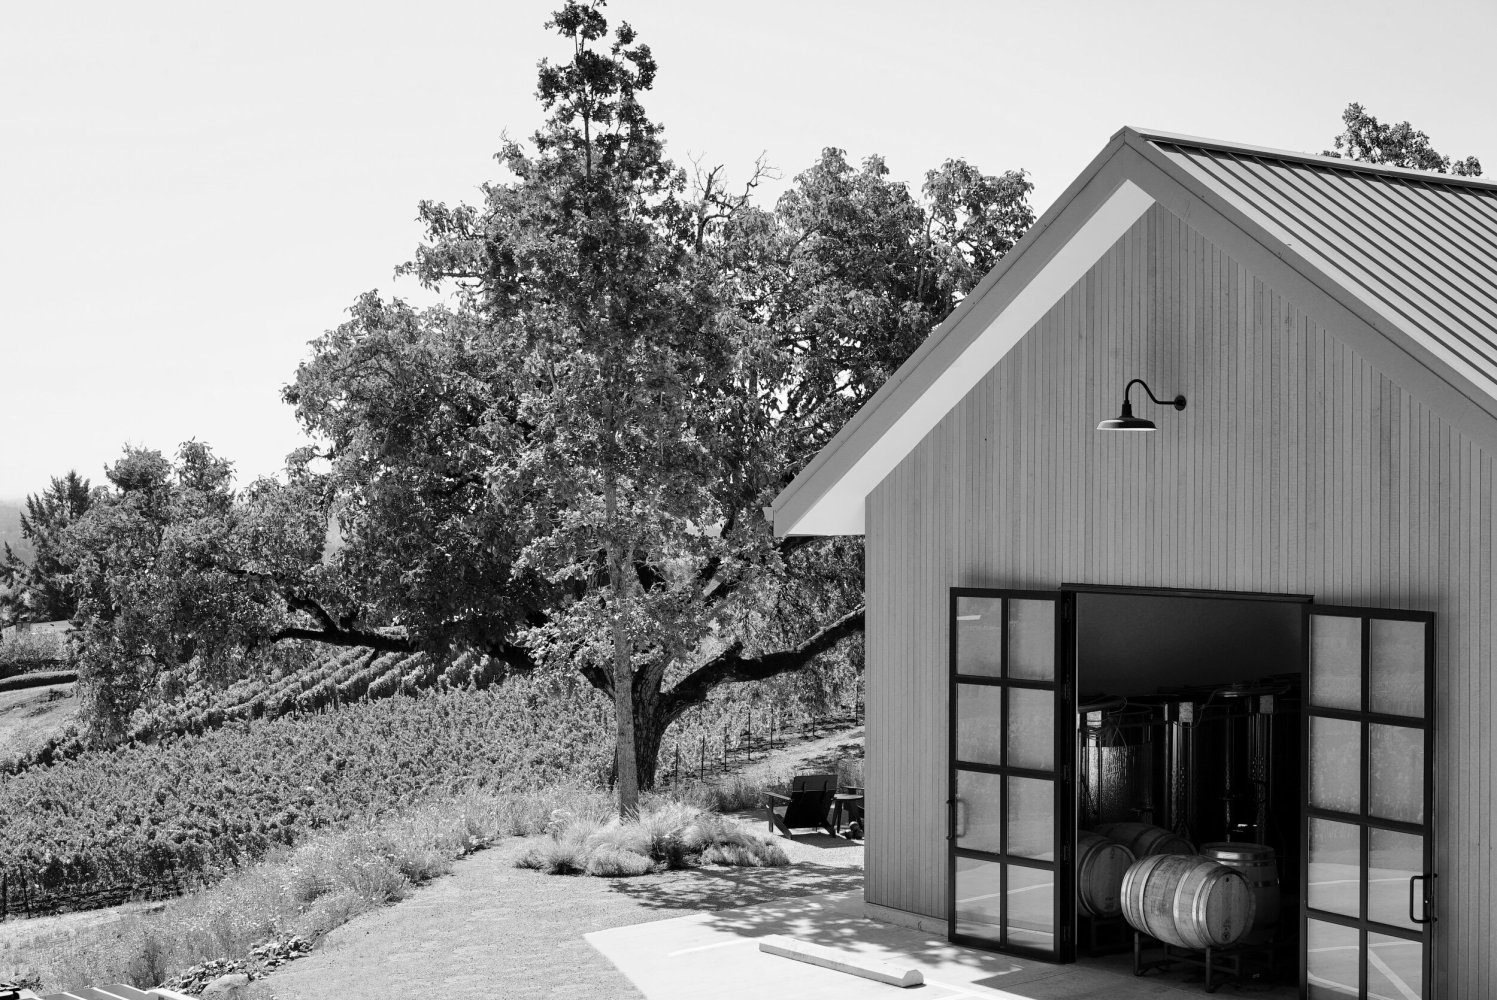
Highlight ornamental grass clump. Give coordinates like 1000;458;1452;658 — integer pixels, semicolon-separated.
688;815;789;868
514;800;787;877
513;811;607;875
584;845;655;877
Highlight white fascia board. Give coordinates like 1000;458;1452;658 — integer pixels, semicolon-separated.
777;179;1156;536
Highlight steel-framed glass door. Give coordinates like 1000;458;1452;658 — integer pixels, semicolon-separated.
1303;606;1435;999
948;588;1073;961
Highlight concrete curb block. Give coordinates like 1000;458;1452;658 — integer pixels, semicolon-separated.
758;935;923;988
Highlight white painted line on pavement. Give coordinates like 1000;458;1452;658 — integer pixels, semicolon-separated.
666;938;759;957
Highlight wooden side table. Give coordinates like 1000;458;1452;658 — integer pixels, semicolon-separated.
831;791;864;838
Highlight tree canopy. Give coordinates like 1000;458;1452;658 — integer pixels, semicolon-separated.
280;2;1037;809
1325;102;1482;176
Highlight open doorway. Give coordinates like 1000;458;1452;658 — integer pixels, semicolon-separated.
948;585;1436;996
1071;586;1303;992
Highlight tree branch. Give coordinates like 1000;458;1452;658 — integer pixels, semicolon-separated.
699;531;823;608
662;604;864;720
578;661;613;696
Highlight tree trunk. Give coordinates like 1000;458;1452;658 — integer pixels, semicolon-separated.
633;708;667;790
603;471;640;817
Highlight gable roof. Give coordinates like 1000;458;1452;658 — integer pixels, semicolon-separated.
770;127;1497;537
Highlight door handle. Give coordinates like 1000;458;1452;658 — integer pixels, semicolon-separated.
948;797;968;839
1409;873;1436;924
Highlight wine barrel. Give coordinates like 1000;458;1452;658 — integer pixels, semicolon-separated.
1077;832;1134;917
1200;842;1279;943
1121;854;1255;951
1095;821;1194;858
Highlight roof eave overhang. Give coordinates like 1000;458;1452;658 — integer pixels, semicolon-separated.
770;135;1156;536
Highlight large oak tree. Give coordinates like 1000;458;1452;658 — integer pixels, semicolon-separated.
53;3;1036;806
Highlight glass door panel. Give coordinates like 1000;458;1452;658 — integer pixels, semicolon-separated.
953;856;1004;941
1006;776;1055;859
1307;817;1362;918
950;588;1070;962
1367;934;1424;1000
1368;829;1424;932
1307;917;1361;998
1369;619;1425;718
955;770;1003;854
1368;724;1423;824
1007;687;1055;768
1309;717;1362;812
1006;864;1056;950
1006;600;1055;680
956;684;1004;763
1303;606;1434;1000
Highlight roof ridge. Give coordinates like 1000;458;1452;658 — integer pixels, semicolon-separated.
1121;126;1497;195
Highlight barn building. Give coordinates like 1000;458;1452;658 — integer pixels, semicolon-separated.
770;127;1497;998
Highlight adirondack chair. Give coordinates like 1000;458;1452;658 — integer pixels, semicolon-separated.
766;772;838;837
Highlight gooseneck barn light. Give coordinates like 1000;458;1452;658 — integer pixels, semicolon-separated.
1097;378;1187;431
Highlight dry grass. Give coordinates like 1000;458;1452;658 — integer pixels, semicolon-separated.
0;778;793;991
673;772;786;813
0;786;614;993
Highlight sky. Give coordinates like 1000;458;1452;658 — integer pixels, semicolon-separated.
2;0;1494;501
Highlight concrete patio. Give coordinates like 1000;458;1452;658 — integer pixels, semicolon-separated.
585;887;1297;1000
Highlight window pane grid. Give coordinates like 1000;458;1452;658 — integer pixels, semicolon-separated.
1304;609;1432;1000
950;588;1064;963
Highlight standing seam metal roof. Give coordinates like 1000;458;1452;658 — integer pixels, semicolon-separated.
1150;139;1497;399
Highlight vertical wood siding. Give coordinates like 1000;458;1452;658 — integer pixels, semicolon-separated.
865;202;1494;997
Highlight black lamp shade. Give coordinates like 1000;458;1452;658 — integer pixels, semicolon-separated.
1096;399;1157;431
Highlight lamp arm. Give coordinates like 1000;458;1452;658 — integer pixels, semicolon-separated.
1123;378;1187;411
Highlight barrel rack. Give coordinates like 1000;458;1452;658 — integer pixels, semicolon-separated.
1131;931;1276;994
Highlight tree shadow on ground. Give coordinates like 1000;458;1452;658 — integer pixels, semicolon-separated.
666;891;1036;985
604;861;865;913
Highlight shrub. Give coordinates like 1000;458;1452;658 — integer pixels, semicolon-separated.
588;820;652;859
679;811;734;853
699;839;788;868
514;837;589;875
584;846;654;877
630;803;697;869
516;798;789;878
123;931;169;990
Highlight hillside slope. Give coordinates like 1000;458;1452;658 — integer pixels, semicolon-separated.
0;682;77;761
